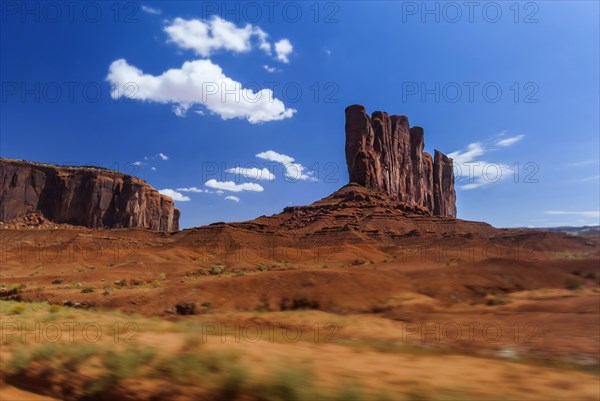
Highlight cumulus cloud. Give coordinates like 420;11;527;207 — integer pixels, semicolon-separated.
107;58;296;123
496;134;524;147
163;17;292;63
224;196;240;202
165;17;255;57
158;152;169;161
204;179;264;192
225;167;275;181
159;189;191;202
151;167;157;171
274;39;293;63
132;161;142;166
141;5;161;15
256;150;316;181
263;65;277;73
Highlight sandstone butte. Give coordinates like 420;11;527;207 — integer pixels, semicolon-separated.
0;158;179;232
0;104;457;231
345;104;456;217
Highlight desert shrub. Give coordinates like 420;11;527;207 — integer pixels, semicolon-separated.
158;349;241;385
257;263;269;272
8;304;26;315
158;273;166;281
210;265;223;275
48;304;61;313
103;286;113;295
486;297;508;306
103;347;157;380
81;287;94;293
564;277;584;291
52;278;64;284
252;365;316;401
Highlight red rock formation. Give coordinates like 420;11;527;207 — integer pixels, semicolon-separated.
345;105;456;217
0;159;180;231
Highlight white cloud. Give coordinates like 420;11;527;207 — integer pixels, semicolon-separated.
151;167;157;171
579;175;600;182
141;5;161;15
164;17;255;57
568;160;597;167
224;196;240;202
159;189;191;202
274;39;293;63
256;150;316;181
225;167;275;181
132;161;142;166
448;143;485;164
177;187;207;193
496;134;524;147
164;17;288;63
205;179;264;192
263;65;277;73
107;59;296;123
544;211;600;219
449;143;510;190
158;152;169;161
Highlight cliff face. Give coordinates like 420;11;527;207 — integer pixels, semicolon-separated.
0;159;180;232
345;105;456;217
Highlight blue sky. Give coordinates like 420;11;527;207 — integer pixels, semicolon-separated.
1;1;598;228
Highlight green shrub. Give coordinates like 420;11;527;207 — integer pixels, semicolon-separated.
9;304;26;315
564;277;584;291
210;265;223;275
48;304;61;313
81;287;94;293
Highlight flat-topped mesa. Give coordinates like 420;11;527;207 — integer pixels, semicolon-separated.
0;158;180;232
345;104;456;217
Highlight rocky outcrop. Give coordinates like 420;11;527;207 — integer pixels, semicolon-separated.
0;159;180;231
345;104;456;217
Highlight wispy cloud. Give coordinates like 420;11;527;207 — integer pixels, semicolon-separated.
579;175;600;182
141;5;161;15
224;196;240;202
544;210;600;218
158;152;169;161
448;143;510;190
263;65;277;73
158;189;191;202
568;159;598;167
204;179;264;192
496;134;524;147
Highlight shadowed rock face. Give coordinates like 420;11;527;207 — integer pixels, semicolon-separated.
345;104;456;217
0;159;180;231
